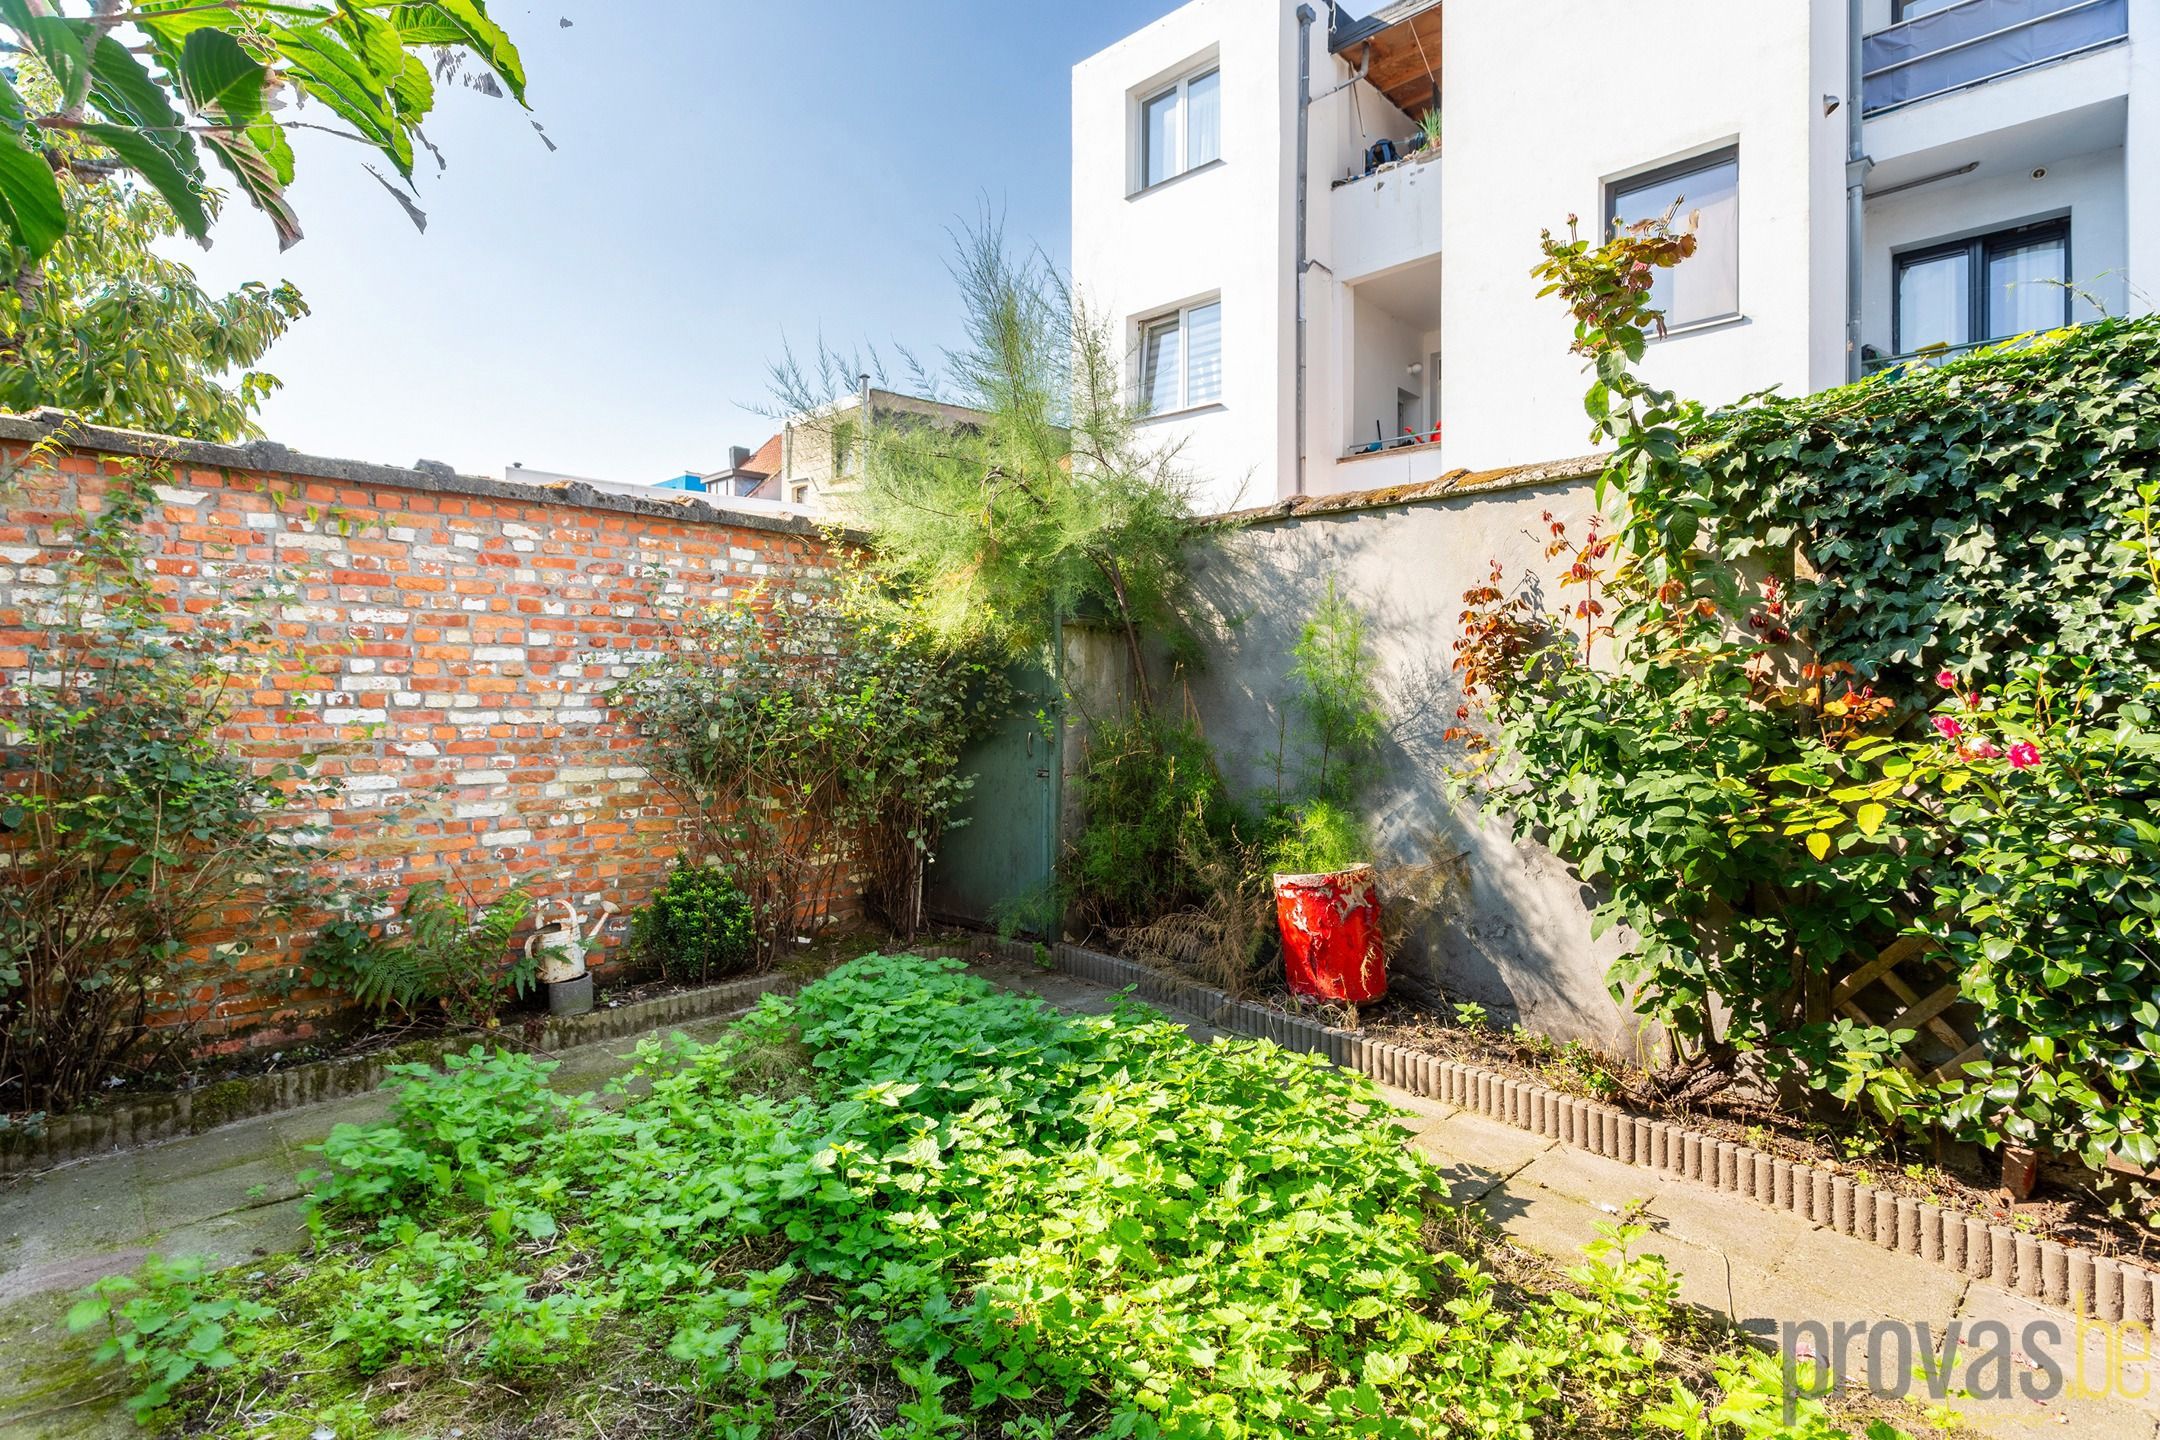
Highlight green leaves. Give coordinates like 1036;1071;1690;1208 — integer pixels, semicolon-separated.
0;0;90;111
64;1255;274;1419
209;955;1890;1437
1;0;527;253
392;0;528;104
77;122;208;236
1514;215;2160;1178
176;29;267;127
0;137;65;257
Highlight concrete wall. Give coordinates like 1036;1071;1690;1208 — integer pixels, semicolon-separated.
1438;0;1849;471
1174;464;1652;1053
1071;0;1301;515
2131;0;2160;313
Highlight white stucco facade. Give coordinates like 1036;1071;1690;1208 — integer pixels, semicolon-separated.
1073;0;2159;515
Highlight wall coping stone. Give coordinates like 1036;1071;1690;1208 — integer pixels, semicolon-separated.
1198;454;1604;530
0;410;850;541
0;972;800;1177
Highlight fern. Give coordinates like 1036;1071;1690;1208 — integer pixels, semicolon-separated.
308;881;535;1027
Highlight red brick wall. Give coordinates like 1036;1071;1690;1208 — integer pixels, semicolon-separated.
0;419;848;1054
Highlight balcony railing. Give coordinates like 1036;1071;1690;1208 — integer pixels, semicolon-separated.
1862;0;2128;115
1860;324;2082;376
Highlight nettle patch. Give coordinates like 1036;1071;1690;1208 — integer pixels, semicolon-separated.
72;955;1904;1439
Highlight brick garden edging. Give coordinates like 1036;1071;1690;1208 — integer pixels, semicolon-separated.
934;934;2160;1327
0;973;801;1178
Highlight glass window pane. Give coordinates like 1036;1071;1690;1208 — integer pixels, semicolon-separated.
1185;302;1222;404
1898;250;1971;351
1986;235;2067;339
1896;0;1966;18
1185;69;1221;169
1612;155;1739;328
1140;317;1181;411
1142;88;1177;188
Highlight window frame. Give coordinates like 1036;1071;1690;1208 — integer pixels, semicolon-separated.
1891;217;2071;357
1134;62;1221;195
1891;0;1971;22
1134;298;1224;415
1603;144;1742;333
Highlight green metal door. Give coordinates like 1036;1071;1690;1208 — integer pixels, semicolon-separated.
926;653;1060;932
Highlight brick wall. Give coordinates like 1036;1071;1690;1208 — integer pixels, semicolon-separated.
0;414;848;1054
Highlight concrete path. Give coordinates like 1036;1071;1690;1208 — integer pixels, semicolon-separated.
3;959;2155;1438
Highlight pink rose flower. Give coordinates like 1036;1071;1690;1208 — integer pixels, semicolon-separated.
1932;716;1962;740
1936;670;1957;689
2008;742;2041;770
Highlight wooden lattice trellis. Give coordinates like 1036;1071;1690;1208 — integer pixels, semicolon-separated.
1820;934;1986;1086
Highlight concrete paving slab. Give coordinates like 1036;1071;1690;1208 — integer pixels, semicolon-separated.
0;1161;150;1304
122;1115;290;1183
1409;1112;1553;1202
1514;1141;1668;1213
152;1197;310;1274
266;1092;391;1156
1481;1179;1643;1267
1644;1175;1821;1259
1764;1225;1967;1331
131;1156;302;1227
0;1288;132;1440
1949;1278;2160;1425
1370;1082;1456;1124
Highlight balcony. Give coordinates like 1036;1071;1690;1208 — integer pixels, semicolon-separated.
1863;0;2129;116
1330;148;1444;283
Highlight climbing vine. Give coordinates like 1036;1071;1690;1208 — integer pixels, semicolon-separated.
1453;214;2160;1171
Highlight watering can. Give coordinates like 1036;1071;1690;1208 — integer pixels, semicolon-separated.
524;897;618;985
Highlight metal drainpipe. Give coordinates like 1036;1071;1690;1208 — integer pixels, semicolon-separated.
1845;0;1872;382
1294;4;1316;496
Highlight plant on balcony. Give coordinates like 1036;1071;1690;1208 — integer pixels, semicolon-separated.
1417;106;1443;153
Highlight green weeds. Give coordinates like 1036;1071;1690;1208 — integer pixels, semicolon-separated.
77;954;1908;1439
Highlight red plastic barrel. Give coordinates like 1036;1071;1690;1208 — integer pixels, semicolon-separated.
1274;864;1386;1004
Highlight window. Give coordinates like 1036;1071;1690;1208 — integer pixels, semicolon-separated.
1138;65;1220;190
1893;220;2068;355
1607;147;1740;330
1893;0;1967;19
790;483;810;504
1137;300;1223;413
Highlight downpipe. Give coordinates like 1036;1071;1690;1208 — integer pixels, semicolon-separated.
1295;4;1316;496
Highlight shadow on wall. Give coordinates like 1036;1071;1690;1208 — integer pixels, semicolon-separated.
1167;478;1656;1056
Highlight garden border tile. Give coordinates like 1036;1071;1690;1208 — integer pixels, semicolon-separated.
2;972;800;1177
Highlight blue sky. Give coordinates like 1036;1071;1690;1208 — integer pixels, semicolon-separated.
176;1;1172;483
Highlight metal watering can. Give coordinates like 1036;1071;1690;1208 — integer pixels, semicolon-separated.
524;897;618;985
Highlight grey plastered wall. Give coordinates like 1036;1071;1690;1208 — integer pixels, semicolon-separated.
1175;464;1653;1054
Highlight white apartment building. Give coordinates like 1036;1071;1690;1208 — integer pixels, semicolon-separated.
1072;0;2159;512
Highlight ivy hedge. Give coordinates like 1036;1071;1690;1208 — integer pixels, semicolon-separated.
1682;317;2160;697
1462;224;2160;1179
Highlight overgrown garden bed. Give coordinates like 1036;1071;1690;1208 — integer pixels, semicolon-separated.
68;954;1920;1439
